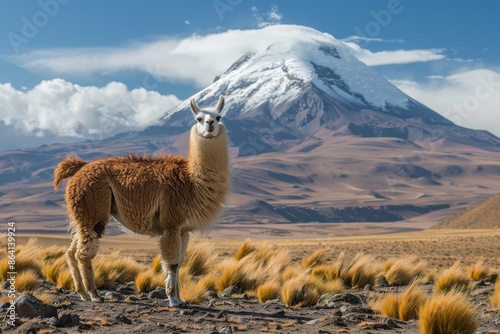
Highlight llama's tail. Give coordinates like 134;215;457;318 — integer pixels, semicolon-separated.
53;156;87;191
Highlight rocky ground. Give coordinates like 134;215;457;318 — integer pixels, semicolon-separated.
2;279;500;334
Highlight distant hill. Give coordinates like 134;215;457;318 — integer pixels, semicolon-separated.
435;194;500;229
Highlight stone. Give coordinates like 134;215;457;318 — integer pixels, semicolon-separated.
115;314;132;324
219;325;233;334
319;292;365;305
15;293;58;320
104;291;125;301
340;305;374;315
148;287;168;300
219;286;239;298
41;316;59;327
59;313;80;327
116;285;135;295
363;284;373;291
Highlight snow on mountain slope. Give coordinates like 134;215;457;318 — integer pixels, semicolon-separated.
168;25;411;119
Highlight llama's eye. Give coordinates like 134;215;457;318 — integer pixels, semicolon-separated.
196;117;202;123
216;116;221;122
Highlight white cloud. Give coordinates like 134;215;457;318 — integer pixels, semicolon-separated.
252;4;283;28
12;25;448;89
343;41;446;66
0;79;180;149
391;69;500;136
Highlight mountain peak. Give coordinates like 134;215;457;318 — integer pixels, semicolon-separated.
153;25;498;154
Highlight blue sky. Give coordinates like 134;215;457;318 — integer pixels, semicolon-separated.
0;0;499;150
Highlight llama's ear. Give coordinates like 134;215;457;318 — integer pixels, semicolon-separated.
215;96;225;114
190;98;201;115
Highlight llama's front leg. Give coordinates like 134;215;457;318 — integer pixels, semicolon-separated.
159;229;187;307
76;236;102;302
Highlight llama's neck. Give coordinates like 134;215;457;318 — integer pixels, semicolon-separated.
187;124;229;182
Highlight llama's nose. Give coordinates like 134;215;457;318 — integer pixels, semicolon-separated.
206;119;214;125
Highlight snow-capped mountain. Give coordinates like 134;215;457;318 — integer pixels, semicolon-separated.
151;26;498;155
2;26;500;229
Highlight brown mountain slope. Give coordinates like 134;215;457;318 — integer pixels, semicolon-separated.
435;193;500;229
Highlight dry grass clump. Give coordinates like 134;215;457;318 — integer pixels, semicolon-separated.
135;270;165;292
342;253;381;289
39;245;67;263
257;281;280;302
42;256;68;283
0;250;42;282
281;274;320;307
466;260;491;281
490;279;500;309
435;262;470;293
384;255;427;286
234;239;256;260
215;242;290;294
14;269;41;292
56;269;75;290
418;291;477;334
93;252;148;288
183;241;218;277
373;282;428;321
309;276;344;295
301;249;329;270
152;254;162;274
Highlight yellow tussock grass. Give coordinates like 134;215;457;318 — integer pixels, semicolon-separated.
282;266;302;282
33;292;54;304
435;262;469;293
490;279;500;309
397;282;428;320
301;249;329;270
179;267;209;304
15;269;41;292
466;260;490;281
56;269;75;290
234;239;256;260
215;243;290;293
152;255;162;274
39;245;67;264
1;250;42;282
310;276;344;295
257;281;280;303
215;258;243;292
42;256;68;283
373;281;427;321
384;255;427;286
198;272;217;292
93;252;147;288
311;264;338;282
342;253;380;289
183;240;218;277
135;270;165;292
418;291;477;334
281;274;320;307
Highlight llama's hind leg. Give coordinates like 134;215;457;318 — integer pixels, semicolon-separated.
75;235;102;302
159;229;187;307
67;235;90;300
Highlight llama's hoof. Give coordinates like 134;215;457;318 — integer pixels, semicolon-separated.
168;297;188;308
78;292;91;301
90;295;103;303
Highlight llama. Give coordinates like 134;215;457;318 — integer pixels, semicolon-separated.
53;96;230;307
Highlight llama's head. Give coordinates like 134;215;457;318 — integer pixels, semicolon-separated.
190;96;225;138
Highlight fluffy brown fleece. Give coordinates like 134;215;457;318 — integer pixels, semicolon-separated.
53;96;230;306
